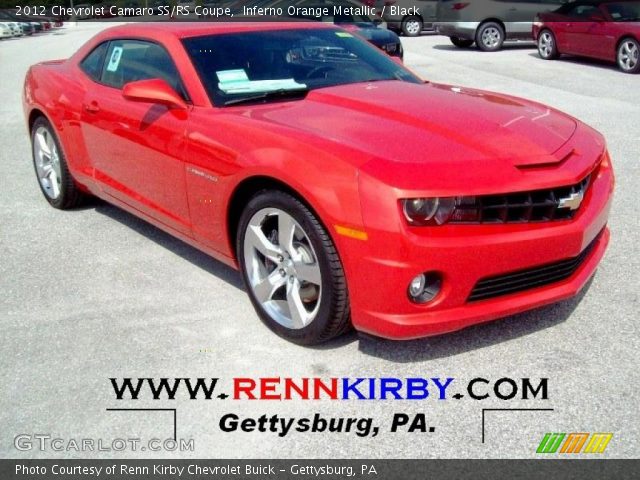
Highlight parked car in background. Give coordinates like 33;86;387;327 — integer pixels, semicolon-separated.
370;0;438;37
534;0;640;73
0;10;50;34
268;0;405;58
0;22;12;38
436;0;566;51
4;21;23;37
19;22;34;35
224;0;404;58
341;20;405;58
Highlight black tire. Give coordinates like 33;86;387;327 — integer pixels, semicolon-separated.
617;37;640;74
537;29;559;60
450;36;474;48
237;190;351;345
31;116;85;209
401;16;423;37
475;22;505;52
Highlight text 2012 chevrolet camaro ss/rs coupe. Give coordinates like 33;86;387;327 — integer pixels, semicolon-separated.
23;23;614;345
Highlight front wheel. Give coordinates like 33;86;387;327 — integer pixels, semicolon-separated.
450;37;474;48
31;117;85;209
475;22;504;52
538;29;559;60
402;16;423;37
237;191;351;345
617;38;640;73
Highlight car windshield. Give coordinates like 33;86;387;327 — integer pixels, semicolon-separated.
604;1;640;20
182;28;420;106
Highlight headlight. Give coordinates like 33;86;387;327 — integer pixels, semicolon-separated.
402;197;478;226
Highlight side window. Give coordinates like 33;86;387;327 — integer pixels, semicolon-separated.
567;4;601;18
100;39;187;99
79;42;108;81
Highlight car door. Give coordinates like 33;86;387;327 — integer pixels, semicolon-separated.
502;0;537;38
578;6;617;59
416;0;438;28
80;39;192;236
561;4;603;56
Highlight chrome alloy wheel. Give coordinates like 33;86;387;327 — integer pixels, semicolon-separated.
539;32;554;58
243;208;322;330
33;125;62;200
618;40;639;72
405;21;421;36
481;27;501;49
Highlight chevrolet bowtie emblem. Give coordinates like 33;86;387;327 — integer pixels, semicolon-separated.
558;190;585;211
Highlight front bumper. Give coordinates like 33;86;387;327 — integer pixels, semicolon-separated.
340;154;614;340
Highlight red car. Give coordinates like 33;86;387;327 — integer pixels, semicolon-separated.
533;0;640;73
23;23;614;344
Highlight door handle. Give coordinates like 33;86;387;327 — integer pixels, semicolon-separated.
83;101;100;113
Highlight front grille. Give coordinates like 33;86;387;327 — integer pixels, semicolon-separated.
468;232;601;302
450;175;591;224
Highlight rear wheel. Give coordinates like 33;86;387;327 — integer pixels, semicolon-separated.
31;117;85;209
402;16;423;37
617;38;640;73
475;22;504;52
450;37;474;48
538;29;559;60
237;190;351;345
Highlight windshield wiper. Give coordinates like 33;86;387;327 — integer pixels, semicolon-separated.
223;88;309;106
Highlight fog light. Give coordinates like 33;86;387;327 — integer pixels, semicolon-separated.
408;272;442;304
409;274;426;297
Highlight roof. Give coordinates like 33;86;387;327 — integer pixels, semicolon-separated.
102;20;336;40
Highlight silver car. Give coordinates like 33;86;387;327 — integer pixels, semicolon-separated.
0;22;12;39
435;0;565;51
5;22;23;37
382;0;439;37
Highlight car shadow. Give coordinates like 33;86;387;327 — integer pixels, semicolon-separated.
85;199;592;358
355;279;593;362
433;42;535;52
92;200;244;290
526;52;620;73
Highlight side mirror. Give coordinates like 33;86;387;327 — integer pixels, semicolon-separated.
122;78;187;110
588;13;605;21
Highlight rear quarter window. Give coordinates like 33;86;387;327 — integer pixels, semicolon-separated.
79;42;108;81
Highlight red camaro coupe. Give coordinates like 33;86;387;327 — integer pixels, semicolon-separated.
534;0;640;73
23;23;614;344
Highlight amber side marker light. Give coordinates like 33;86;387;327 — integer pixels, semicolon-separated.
334;225;368;241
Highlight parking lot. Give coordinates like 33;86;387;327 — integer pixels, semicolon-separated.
1;23;638;459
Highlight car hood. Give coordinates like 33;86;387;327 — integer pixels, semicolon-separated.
254;80;575;159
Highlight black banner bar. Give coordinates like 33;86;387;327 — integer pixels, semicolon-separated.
1;459;639;480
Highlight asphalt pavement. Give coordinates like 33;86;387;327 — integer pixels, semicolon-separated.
1;24;638;459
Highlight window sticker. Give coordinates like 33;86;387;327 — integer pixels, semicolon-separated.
106;46;123;72
219;79;307;95
335;32;353;38
216;69;250;84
